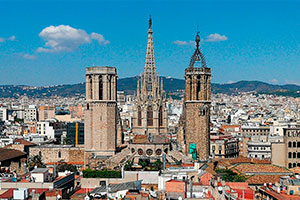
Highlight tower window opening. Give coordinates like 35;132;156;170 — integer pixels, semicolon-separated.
89;76;93;99
196;75;201;100
99;76;103;100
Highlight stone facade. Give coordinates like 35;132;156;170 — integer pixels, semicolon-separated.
84;67;119;165
210;135;239;159
282;128;300;168
29;145;84;164
180;33;211;161
132;18;168;135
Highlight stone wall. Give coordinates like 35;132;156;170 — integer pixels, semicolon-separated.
29;146;84;164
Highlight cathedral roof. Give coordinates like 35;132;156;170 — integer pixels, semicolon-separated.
132;135;170;144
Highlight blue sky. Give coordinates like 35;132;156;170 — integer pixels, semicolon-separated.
0;0;300;86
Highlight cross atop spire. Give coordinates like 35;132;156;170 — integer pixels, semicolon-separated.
189;32;207;68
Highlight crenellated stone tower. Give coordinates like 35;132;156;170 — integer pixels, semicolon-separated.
132;17;168;135
84;66;118;166
181;33;211;161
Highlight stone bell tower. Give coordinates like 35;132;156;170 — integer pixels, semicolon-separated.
184;33;211;161
84;66;118;165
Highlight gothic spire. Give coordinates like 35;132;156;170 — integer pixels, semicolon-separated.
143;16;156;92
189;32;207;68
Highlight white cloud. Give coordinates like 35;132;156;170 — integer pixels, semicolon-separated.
23;53;36;60
37;25;109;53
174;33;227;46
205;33;228;42
270;79;279;84
91;32;110;45
227;80;235;84
173;40;194;46
0;35;16;43
8;36;16;41
285;80;300;85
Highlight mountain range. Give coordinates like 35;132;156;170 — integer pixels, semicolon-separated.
1;77;300;98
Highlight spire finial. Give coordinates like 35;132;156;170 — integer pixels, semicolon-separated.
149;15;152;29
196;31;200;49
189;31;207;68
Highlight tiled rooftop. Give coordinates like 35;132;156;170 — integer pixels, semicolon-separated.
246;175;282;185
233;164;291;175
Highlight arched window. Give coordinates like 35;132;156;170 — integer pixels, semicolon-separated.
293;163;297;168
58;151;61;158
298;142;300;148
294;142;297;148
289;152;292;158
196;75;201;100
147;106;153;126
297;152;300;158
99;76;103;100
289;142;292;148
89;76;93;99
289;163;292;168
159;106;163;127
138;107;142;126
293;152;296;158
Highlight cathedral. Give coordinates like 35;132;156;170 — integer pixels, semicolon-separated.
83;18;211;169
132;17;168;135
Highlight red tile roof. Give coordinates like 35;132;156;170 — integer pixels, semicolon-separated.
246;175;282;185
0;148;26;162
45;161;84;165
260;187;300;200
0;189;14;199
0;188;48;199
132;135;169;144
233;164;290;174
14;138;36;146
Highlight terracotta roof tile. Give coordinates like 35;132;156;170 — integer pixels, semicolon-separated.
246;175;282;185
234;164;290;174
14;138;36;146
0;148;26;162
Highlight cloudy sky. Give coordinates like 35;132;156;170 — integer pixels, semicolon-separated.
0;0;300;86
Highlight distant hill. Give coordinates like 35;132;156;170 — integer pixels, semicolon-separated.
1;78;300;98
212;80;300;95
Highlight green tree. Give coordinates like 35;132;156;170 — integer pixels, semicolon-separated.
62;138;72;145
153;159;163;170
216;168;246;182
57;163;78;172
82;169;122;178
124;159;133;171
27;155;46;171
